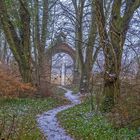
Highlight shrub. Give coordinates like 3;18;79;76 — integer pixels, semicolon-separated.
0;66;35;97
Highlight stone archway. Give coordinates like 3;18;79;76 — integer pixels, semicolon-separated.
42;42;79;85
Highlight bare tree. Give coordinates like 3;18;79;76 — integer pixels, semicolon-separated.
60;0;100;92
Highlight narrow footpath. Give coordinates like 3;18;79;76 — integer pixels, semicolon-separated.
37;87;81;140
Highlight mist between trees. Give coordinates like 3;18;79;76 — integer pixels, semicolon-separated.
0;0;140;129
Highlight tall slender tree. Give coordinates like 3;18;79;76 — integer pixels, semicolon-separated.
33;0;49;85
62;0;100;92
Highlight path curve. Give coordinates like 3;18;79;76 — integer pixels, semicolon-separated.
37;87;81;140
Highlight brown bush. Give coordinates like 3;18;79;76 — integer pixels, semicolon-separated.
0;65;36;97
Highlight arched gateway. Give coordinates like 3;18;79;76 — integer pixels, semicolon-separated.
42;42;79;85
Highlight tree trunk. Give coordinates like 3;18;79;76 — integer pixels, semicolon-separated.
102;70;120;112
101;34;123;111
79;65;88;93
79;62;93;93
19;62;32;83
94;0;140;111
0;0;32;83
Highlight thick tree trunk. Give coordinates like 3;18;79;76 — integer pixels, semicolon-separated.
101;36;122;110
101;40;122;112
102;71;120;112
19;63;32;83
0;0;32;83
93;0;140;112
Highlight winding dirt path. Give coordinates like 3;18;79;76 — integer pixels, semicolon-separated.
37;87;81;140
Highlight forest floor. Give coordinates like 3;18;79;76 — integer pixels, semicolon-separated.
37;86;139;140
58;100;138;140
0;87;67;140
0;86;139;140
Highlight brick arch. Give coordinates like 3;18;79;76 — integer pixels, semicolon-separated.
46;43;76;63
43;42;77;83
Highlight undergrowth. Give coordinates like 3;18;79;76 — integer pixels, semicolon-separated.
58;101;139;140
0;97;64;140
